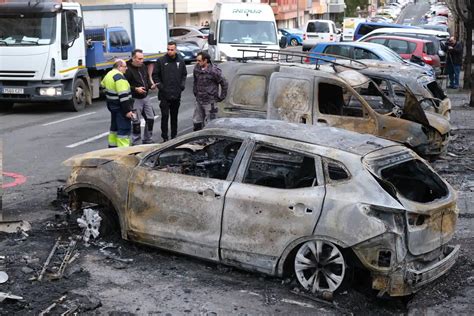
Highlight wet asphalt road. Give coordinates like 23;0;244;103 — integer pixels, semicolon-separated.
396;1;430;25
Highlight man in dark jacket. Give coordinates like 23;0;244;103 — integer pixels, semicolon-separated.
443;36;463;89
192;52;228;131
125;49;156;145
152;41;187;142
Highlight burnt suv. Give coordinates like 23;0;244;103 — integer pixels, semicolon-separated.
64;118;459;296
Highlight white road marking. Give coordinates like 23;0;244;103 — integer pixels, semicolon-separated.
66;132;109;148
66;115;162;148
42;112;96;126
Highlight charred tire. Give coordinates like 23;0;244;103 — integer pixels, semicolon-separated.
0;102;14;112
290;38;299;46
97;206;120;238
67;78;87;112
294;240;346;294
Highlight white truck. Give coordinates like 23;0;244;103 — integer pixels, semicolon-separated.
208;2;280;62
0;1;168;112
342;17;366;42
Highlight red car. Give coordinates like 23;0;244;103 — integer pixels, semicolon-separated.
362;35;441;75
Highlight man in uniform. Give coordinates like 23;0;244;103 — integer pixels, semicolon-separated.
101;59;134;147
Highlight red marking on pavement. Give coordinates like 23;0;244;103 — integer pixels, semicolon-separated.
2;172;27;188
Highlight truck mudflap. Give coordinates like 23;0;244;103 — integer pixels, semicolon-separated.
372;244;460;296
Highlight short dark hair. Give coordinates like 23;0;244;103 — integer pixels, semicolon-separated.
198;51;211;64
132;49;143;57
167;41;177;47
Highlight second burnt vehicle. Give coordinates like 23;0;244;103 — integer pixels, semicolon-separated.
218;60;450;158
63;118;459;297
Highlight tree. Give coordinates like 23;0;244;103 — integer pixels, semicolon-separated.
445;0;473;106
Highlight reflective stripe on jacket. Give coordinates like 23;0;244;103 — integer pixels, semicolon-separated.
101;68;134;113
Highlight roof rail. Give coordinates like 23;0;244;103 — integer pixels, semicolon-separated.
236;49;367;71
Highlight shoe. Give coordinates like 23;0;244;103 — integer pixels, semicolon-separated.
142;140;154;144
162;138;168;143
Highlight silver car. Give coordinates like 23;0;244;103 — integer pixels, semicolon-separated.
64;118;459;296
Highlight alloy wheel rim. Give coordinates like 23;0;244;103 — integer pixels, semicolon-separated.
294;240;345;293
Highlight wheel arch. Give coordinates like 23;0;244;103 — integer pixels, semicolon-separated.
74;69;92;105
276;235;349;277
65;183;127;239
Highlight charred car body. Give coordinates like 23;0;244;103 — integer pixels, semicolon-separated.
218;61;450;158
64;119;459;297
350;60;451;119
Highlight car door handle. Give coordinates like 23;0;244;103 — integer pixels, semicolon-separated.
317;119;327;124
289;205;313;214
198;189;221;199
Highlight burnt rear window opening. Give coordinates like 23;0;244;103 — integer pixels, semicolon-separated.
380;159;448;203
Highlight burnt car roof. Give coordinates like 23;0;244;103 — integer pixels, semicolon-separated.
207;118;398;156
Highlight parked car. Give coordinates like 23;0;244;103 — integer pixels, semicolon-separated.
303;19;339;51
362;35;441;76
64;118;459;297
278;28;304;46
169;26;208;50
420;24;450;34
176;41;201;63
357;28;450;72
353;22;417;41
218;61;450;157
306;42;436;78
369;16;393;23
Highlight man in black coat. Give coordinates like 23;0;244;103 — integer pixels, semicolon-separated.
152;41;187;142
443;36;463;89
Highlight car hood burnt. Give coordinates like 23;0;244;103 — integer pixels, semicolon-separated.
63;145;157;167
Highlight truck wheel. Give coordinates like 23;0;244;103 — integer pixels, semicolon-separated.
67;78;86;112
0;102;14;112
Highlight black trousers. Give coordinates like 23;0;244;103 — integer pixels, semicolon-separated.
159;98;180;140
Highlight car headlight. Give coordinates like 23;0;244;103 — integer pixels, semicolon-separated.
39;87;62;96
417;75;432;84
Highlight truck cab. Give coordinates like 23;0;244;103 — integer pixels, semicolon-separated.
0;0;89;111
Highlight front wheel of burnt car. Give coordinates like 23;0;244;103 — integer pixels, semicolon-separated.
294;240;347;294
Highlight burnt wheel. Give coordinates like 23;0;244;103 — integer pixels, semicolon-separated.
294;240;346;293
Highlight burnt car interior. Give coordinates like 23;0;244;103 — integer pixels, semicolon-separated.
243;145;317;189
318;83;365;117
381;159;448;203
151;137;243;180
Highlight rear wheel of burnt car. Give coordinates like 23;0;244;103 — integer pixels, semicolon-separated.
294;240;346;294
67;78;87;112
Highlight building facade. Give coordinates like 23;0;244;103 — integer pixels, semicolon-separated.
78;0;345;29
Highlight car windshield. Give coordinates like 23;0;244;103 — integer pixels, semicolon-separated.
219;20;277;45
0;13;56;46
374;45;406;62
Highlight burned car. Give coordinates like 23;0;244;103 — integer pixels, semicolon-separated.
64;118;459;297
350;60;451;119
218;61;450;158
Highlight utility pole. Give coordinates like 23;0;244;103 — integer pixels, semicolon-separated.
296;0;300;28
172;0;176;27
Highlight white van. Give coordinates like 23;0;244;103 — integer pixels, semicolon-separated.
303;20;339;51
342;17;366;42
208;2;279;62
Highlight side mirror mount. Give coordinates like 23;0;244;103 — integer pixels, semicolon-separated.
208;33;216;45
279;35;288;48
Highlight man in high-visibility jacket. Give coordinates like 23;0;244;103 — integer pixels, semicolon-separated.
101;59;134;147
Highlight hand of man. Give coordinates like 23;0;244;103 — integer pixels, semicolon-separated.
136;87;146;94
150;83;157;90
125;111;134;119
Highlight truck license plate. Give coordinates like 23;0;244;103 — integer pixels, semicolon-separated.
2;88;24;94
